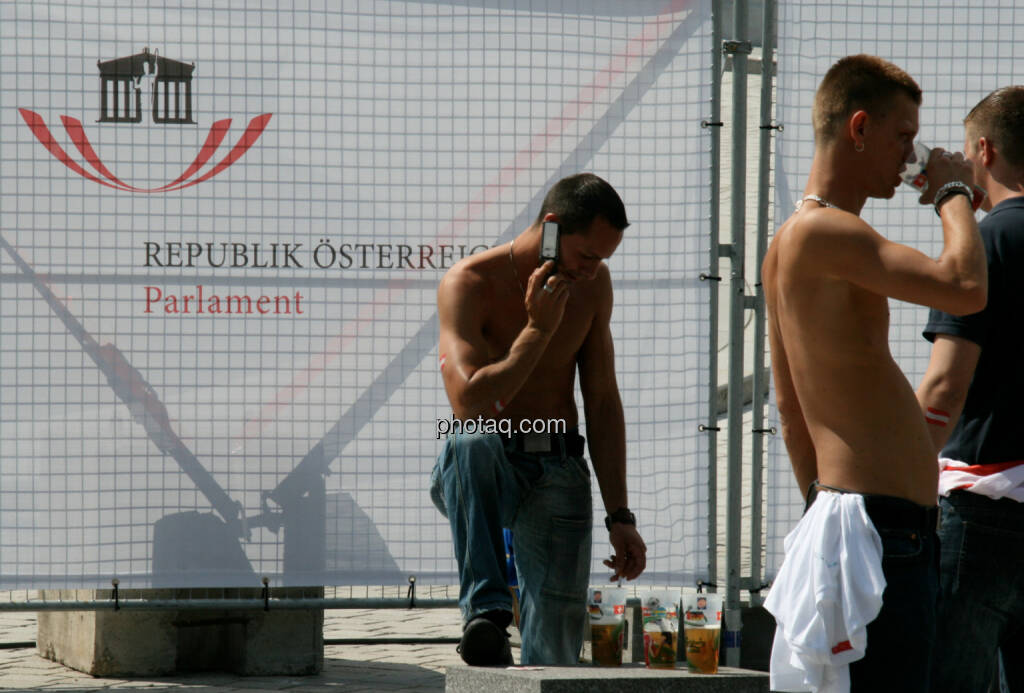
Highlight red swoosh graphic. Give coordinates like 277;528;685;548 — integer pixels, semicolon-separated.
60;115;136;189
61;115;234;192
161;113;272;192
153;118;233;190
19;108;130;191
21;109;270;193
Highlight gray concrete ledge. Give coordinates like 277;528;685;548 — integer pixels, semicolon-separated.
445;664;769;693
36;588;323;676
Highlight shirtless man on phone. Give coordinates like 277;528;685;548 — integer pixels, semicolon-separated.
430;173;647;665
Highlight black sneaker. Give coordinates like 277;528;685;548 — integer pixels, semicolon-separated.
457;616;514;666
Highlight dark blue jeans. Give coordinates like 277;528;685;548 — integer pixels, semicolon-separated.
931;491;1024;693
429;431;592;665
807;483;940;692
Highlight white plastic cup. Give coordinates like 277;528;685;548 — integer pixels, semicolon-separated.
900;141;986;210
588;587;627;666
682;592;722;674
639;589;680;669
900;141;932;193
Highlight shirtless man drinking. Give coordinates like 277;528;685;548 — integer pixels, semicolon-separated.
429;173;647;666
762;55;986;690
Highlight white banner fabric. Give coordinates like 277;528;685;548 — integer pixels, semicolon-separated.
0;0;712;588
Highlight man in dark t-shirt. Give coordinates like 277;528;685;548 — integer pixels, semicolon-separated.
917;86;1024;693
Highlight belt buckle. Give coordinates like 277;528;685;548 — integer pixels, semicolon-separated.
521;432;551;453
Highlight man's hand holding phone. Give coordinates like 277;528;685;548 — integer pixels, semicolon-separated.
539;220;560;270
525;261;569;334
524;220;570;334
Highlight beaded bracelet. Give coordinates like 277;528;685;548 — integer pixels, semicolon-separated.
933;181;972;216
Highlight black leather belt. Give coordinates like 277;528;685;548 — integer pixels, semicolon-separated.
806;481;938;532
499;430;585;457
862;495;938;533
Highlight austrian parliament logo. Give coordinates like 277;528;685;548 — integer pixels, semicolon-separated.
19;47;272;193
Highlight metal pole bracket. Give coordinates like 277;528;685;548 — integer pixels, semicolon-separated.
722;40;753;55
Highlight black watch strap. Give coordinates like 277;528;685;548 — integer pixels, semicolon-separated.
604;507;636;531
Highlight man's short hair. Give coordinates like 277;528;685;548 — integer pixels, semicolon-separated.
535;173;630;234
812;55;922;144
965;86;1024;170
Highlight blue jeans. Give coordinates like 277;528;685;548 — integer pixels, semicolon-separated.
430;431;592;665
931;491;1024;693
806;483;941;691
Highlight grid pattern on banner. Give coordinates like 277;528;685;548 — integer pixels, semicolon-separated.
0;0;712;588
767;0;1024;577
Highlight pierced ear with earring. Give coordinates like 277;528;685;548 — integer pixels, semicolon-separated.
855;142;865;153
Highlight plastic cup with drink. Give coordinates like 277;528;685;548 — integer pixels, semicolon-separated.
640;589;679;669
683;592;722;674
900;141;986;210
588;587;627;666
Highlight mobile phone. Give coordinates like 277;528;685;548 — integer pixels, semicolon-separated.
539;221;560;268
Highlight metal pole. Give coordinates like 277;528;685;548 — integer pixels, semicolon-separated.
724;0;749;668
0;597;459;612
749;0;778;609
704;0;724;595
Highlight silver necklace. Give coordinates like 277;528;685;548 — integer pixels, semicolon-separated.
796;194;837;210
509;240;526;297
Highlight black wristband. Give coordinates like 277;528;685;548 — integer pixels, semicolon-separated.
933;183;972;217
605;507;636;530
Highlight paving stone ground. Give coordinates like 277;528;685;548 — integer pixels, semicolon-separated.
0;591;755;692
0;605;465;692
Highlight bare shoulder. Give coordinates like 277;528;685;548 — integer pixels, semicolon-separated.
580;262;614;319
780;207;867;245
438;256;484;295
437;257;498;342
591;262;613;295
437;249;497;304
772;207;881;278
763;214;800;289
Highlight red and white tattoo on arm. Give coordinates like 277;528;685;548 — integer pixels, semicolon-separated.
924;407;950;427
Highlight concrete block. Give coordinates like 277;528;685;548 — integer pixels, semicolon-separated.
36;588;323;676
445;665;770;693
230;605;324;675
37;594;177;676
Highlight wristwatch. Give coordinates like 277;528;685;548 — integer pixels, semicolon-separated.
604;507;636;531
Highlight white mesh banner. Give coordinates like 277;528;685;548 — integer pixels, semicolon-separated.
0;0;712;588
767;0;1024;577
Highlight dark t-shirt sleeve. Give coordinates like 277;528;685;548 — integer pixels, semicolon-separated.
922;307;988;346
922;234;997;346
